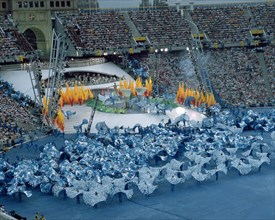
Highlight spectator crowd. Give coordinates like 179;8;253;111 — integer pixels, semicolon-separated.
191;5;251;43
58;11;133;52
0;15;34;64
250;4;275;38
205;47;271;106
128;8;190;48
0;80;41;150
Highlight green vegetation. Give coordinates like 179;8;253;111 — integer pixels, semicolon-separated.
151;97;179;108
86;99;127;114
86;97;178;114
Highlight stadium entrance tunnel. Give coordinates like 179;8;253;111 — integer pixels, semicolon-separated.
23;27;47;57
24;28;37;50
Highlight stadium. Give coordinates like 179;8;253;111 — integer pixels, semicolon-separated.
0;0;274;219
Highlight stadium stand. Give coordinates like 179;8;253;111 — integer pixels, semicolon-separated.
206;47;270;106
128;8;191;48
0;15;34;64
58;11;133;51
0;80;40;150
249;4;275;38
191;5;251;43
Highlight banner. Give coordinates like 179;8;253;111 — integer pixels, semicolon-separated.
134;36;146;42
251;30;264;35
192;33;204;39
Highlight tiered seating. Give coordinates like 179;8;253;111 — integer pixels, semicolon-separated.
0;80;40;148
206;47;270;106
128;9;190;47
0;16;21;62
0;15;34;63
191;6;251;43
58;11;133;51
250;4;275;38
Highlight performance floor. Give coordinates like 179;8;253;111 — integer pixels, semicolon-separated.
0;64;274;220
0;132;274;220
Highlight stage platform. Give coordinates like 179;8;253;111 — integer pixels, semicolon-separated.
62;104;169;134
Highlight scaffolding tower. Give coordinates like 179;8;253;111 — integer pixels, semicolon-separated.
29;29;67;133
28;59;44;107
43;29;67;131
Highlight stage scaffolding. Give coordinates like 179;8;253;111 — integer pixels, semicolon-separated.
28;29;67;133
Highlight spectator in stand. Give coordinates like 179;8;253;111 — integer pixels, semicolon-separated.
58;11;133;51
128;8;190;48
0;80;41;149
0;15;35;64
250;4;275;38
206;47;271;106
191;5;251;43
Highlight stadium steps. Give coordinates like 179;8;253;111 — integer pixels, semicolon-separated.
54;14;80;57
184;10;239;107
188;48;204;92
184;11;199;34
257;52;273;102
122;12;141;39
183;12;210;94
